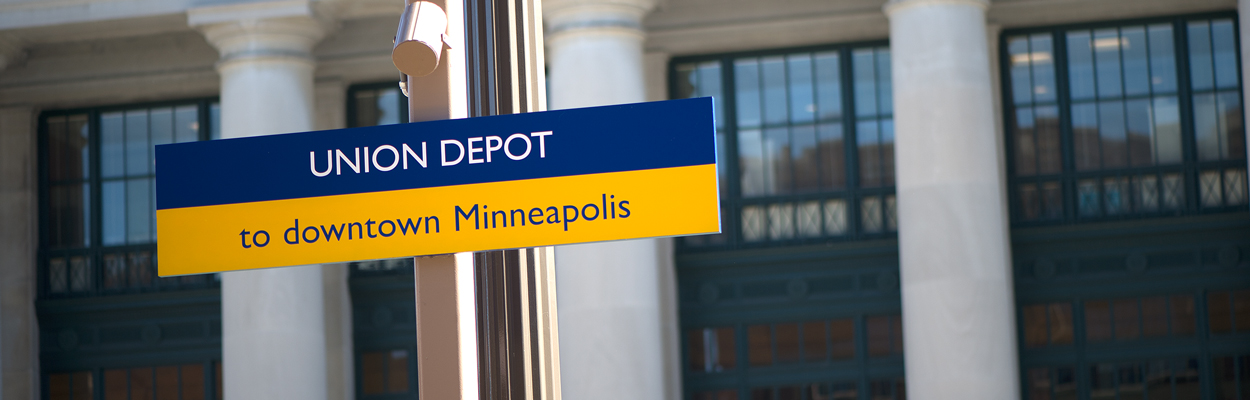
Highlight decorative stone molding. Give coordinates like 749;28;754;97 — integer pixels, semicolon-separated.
544;0;657;40
189;1;332;71
883;0;989;16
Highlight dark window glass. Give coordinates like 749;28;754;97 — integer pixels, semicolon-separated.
801;321;826;362
748;324;772;366
40;100;219;298
689;327;736;372
1210;291;1233;334
693;389;739;400
830;318;855;359
675;43;895;250
1006;18;1248;224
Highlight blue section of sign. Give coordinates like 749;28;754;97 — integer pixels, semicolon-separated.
156;97;715;210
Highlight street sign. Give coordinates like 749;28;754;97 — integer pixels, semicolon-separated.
155;97;719;276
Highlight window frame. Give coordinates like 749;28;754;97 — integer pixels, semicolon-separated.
37;98;220;299
669;40;898;252
999;11;1250;227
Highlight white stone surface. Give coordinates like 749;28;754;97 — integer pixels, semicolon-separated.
196;10;330;400
546;1;673;398
886;0;1019;399
0;106;38;400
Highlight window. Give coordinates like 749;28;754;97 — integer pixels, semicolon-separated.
1004;15;1248;224
686;314;903;399
39;100;220;297
672;43;897;250
47;362;222;400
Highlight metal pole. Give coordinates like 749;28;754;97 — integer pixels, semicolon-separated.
465;0;561;399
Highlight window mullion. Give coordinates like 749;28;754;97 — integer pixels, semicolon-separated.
841;47;860;237
1174;18;1200;214
722;57;741;246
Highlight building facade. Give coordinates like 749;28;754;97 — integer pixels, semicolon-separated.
0;0;1247;399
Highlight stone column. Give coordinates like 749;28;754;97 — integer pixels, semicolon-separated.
190;5;330;399
544;1;670;399
0;105;39;400
884;0;1020;399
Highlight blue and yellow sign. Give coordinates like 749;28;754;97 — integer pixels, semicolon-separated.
155;98;719;276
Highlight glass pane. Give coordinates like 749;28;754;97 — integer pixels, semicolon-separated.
1027;368;1050;400
853;49;878;117
1089;364;1115;400
1218;91;1245;160
1050;303;1074;345
761;56;787;126
1171;295;1196;336
1125;99;1153;166
361;351;385;395
767;202;795;240
814;52;842;120
688;329;706;371
1036;106;1062;174
126;178;152;244
102;180;126;246
876;49;892;115
1015;108;1038;176
1214;356;1237;400
1104;177;1129;215
1189;21;1215;91
698;63;726;129
1098;101;1127;168
792;125;819;192
48;115;91;182
376;88;401;126
1118;364;1144;400
824;199;848;235
1211;19;1239;89
866;315;892;357
1023;305;1047;347
747;324;772;366
716;327;736;370
130;367;153;400
1032;35;1057;103
788;54;815;124
182;363;205;400
1077;179;1101;217
802;321;826;362
125;110;149;175
101;112;125;178
1113;298;1140;340
742;206;765;242
1209;291;1232;334
1020;184;1041;220
796;201;821;238
736;59;762;128
674;64;697;99
1085;300;1112;342
1072;102;1100;170
774;323;799;363
828;319;853;359
861;196;883;233
1141;296;1168;337
388;349;410;393
49;184;88;248
1010;37;1034;105
1229;169;1250;205
156;366;178;400
818;123;846;189
765;127;792;194
739;129;767;197
49;373;71;400
354;91;379;128
175;105;199;143
1153;96;1183;164
1174;359;1201;399
1122;27;1150;97
1145;361;1171;400
1134;175;1159;211
69;256;90;292
858;120;882;187
104;369;127;400
1234;289;1250;332
209;103;221;140
1148;24;1177;93
150;108;174;155
1068;31;1096;101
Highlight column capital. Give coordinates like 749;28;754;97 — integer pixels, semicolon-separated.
884;0;988;16
544;0;656;38
189;1;332;71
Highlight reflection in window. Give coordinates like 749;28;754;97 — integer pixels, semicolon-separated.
674;44;896;250
689;327;736;372
1213;354;1250;400
360;349;411;396
40;101;219;298
1208;289;1250;334
1083;295;1195;343
1005;18;1247;224
1086;359;1200;400
1022;302;1074;348
866;314;903;357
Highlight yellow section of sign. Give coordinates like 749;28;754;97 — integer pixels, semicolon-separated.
156;164;719;276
